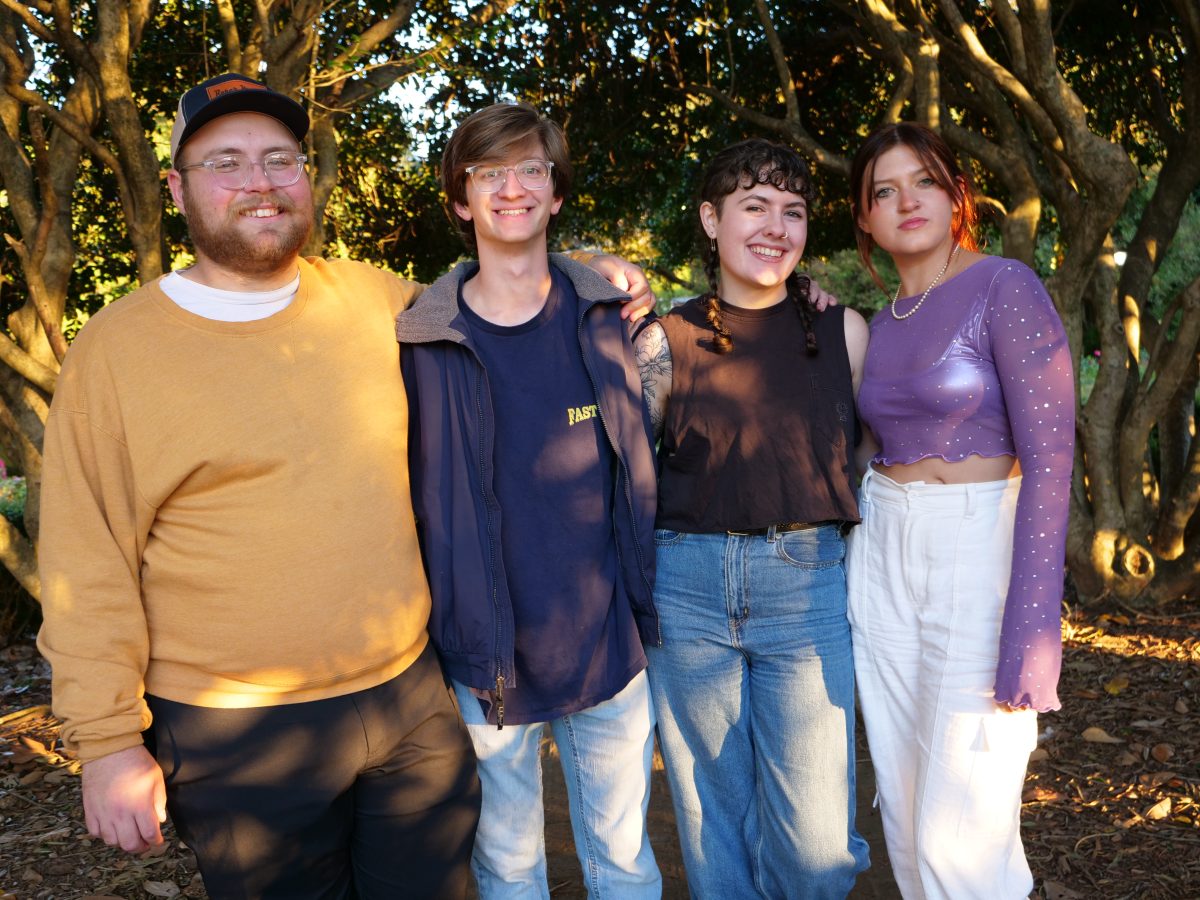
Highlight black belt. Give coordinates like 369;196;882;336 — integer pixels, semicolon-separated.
726;520;836;536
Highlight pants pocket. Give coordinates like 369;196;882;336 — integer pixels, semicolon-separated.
960;710;1038;837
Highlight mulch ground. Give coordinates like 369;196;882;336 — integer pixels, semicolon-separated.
2;597;1197;899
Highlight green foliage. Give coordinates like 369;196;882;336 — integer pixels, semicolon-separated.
0;477;26;528
415;2;877;275
323;98;462;282
807;249;893;320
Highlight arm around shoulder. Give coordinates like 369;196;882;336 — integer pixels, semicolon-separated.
566;250;656;320
390;275;427;314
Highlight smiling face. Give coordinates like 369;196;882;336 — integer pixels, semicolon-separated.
856;143;958;262
452;139;564;255
702;183;808;307
168;111;312;287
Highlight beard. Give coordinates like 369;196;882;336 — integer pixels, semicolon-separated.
182;183;313;277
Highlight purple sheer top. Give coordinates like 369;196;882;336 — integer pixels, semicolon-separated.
858;255;1074;711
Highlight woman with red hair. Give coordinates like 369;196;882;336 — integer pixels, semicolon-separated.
847;122;1074;899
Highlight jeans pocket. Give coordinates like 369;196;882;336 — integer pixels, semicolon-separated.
654;528;686;546
774;527;845;568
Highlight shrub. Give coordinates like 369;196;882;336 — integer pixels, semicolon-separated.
0;475;27;527
0;459;36;645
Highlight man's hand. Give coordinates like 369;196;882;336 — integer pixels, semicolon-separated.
586;254;656;321
82;745;167;853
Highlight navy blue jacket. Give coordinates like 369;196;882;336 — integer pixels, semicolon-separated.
395;255;660;706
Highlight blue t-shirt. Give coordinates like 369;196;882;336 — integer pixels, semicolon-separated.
460;269;646;724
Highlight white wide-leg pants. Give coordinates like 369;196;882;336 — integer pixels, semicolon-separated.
847;467;1038;900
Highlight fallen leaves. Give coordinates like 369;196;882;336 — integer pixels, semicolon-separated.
1;700;204;898
1150;743;1176;763
1043;880;1086;900
144;880;182;897
1024;785;1064;802
1144;798;1172;820
1104;674;1130;695
1081;725;1124;743
1139;771;1179;789
1021;602;1200;899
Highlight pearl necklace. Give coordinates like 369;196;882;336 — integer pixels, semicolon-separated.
890;245;961;321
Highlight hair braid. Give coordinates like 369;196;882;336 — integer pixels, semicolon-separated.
702;241;733;354
788;272;818;356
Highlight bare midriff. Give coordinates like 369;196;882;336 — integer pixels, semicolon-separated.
873;453;1021;485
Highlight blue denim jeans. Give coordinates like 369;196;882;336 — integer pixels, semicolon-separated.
646;525;869;899
452;671;660;900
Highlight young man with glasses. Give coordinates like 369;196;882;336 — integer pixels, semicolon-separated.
395;103;662;898
37;75;651;899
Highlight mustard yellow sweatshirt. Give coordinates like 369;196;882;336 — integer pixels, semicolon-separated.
38;258;431;763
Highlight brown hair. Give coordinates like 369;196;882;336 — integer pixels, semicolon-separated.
699;138;817;355
440;102;573;249
850;122;979;289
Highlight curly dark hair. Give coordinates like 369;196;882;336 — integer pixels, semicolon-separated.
698;139;817;355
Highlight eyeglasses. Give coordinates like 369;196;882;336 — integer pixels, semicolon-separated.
464;159;554;192
177;152;308;190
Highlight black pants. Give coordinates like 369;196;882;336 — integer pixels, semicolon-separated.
145;643;480;900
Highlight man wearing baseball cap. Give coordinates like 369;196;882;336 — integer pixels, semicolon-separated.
38;73;489;898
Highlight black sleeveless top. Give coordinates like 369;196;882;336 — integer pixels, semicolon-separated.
656;296;860;533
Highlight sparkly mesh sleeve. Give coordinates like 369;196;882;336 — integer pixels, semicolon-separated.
986;263;1075;711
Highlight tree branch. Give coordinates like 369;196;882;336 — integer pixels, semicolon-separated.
0;330;57;394
752;0;800;125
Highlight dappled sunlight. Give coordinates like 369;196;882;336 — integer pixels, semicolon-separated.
1019;605;1199;895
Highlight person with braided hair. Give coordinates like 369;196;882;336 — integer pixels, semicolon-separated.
634;138;871;898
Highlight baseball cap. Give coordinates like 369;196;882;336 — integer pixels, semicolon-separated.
170;73;309;165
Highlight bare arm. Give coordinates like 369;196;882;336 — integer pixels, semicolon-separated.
843;307;878;473
844;307;869;398
633;320;672;442
855;423;881;475
82;745;167;853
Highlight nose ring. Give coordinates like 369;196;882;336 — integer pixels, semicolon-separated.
781;231;789;239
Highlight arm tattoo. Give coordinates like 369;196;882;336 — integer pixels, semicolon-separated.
634;323;672;441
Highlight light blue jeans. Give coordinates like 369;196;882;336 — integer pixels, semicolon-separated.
452;671;661;899
646;525;869;899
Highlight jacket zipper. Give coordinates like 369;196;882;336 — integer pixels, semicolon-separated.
494;673;505;729
474;359;508;729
